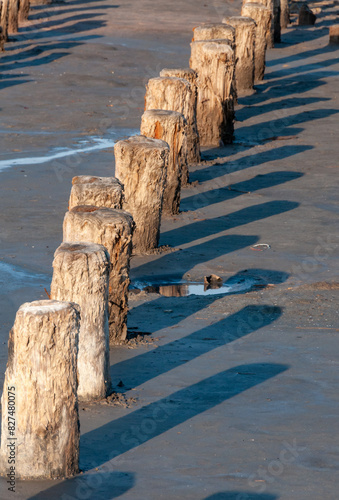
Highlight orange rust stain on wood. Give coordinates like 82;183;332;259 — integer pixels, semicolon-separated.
154;121;163;139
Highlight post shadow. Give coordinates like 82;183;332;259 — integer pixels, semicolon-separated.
266;42;339;68
236;97;331;122
111;304;284;389
132;234;259;283
80;363;289;469
204;492;278;500
160;200;299;248
266;56;339;80
26;361;287;498
26;470;135;500
236;108;339;143
181;171;304;212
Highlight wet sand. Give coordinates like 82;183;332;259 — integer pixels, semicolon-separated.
0;0;339;498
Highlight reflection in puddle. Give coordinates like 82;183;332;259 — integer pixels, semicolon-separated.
133;278;256;297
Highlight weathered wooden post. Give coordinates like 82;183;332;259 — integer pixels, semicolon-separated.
241;3;271;81
63;206;134;344
51;242;111;401
192;23;236;47
223;16;256;94
69;175;124;211
190;40;235;146
145;75;198;178
18;0;29;22
245;0;280;46
8;0;18;33
192;23;237;104
0;300;80;479
140;109;187;215
280;0;290;29
114;135;169;253
159;68;200;168
0;0;9;48
329;25;339;44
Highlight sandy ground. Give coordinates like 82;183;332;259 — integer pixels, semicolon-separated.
0;0;339;498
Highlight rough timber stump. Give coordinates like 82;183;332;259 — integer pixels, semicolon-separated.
145;76;198;175
69;175;124;211
241;3;271;81
159;68;200;167
141;110;187;215
63;206;134;344
192;23;236;48
0;0;9;48
190;40;235;146
8;0;18;33
0;300;80;479
280;0;290;29
51;243;111;401
114;136;169;253
246;0;280;46
192;24;238;104
18;0;29;22
223;16;256;93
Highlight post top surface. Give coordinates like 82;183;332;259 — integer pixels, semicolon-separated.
19;300;76;315
54;242;109;257
115;134;170;152
242;2;271;10
223;16;257;26
147;76;191;88
72;175;123;189
142;109;183;120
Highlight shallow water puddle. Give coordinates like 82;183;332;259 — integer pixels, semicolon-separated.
0;137;116;172
132;277;256;297
0;262;50;291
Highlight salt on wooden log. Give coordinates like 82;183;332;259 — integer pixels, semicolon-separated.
114;135;169;253
280;0;290;28
241;3;271;81
0;300;80;479
18;0;29;22
69;175;124;210
8;0;18;33
190;39;235;146
159;68;200;167
192;23;238;105
63;206;134;344
223;16;256;94
140;110;187;215
51;242;111;401
145;75;196;180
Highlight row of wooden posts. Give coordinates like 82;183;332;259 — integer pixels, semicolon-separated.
0;0;30;50
0;0;292;480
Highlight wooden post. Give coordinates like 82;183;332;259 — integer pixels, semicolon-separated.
329;25;339;44
192;23;235;48
0;300;80;479
18;0;29;22
223;16;256;94
0;0;9;49
69;175;124;211
145;75;198;176
51;243;111;401
245;0;280;46
159;68;200;167
141;110;187;215
280;0;290;29
241;3;271;81
8;0;18;33
114;135;169;253
190;40;235;146
63;206;134;345
192;23;238;105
